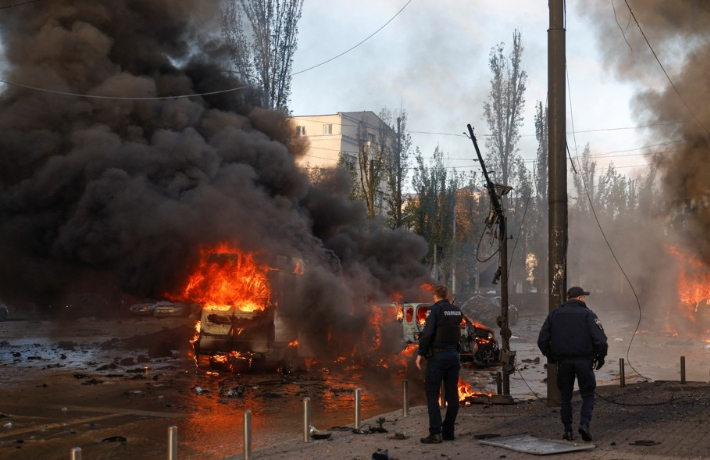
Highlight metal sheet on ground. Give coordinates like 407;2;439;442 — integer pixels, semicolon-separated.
479;433;596;455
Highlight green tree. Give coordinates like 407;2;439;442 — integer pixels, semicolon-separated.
483;30;527;189
408;147;458;284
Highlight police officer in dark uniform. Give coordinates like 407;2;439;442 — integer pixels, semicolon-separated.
416;285;462;443
538;286;608;442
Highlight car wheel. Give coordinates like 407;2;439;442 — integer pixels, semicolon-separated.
477;346;498;365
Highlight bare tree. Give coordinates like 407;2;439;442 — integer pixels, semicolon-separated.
221;0;304;113
483;30;527;188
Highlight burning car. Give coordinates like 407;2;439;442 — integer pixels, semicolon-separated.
399;302;501;367
179;248;310;371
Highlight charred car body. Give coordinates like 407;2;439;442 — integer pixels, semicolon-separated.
399;302;501;366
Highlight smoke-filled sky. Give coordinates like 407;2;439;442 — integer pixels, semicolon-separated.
291;1;710;317
578;0;710;265
290;0;651;180
0;0;432;331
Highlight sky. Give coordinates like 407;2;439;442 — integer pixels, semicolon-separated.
289;0;652;184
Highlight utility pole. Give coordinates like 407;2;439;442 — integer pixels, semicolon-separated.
396;117;402;228
547;0;566;407
467;125;515;396
452;190;457;296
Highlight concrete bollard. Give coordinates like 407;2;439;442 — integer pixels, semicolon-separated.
243;410;252;460
403;380;409;417
303;397;311;443
354;388;362;430
70;447;81;460
168;426;178;460
681;356;686;384
619;358;625;387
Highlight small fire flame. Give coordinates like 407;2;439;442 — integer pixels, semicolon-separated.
668;245;710;328
191;321;201;344
168;243;271;313
457;378;476;401
293;259;305;275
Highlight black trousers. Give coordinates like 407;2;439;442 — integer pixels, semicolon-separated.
424;350;460;435
557;358;596;429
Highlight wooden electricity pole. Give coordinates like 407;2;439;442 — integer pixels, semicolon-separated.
547;0;566;407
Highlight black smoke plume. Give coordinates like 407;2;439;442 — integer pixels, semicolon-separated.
575;1;710;334
0;1;431;358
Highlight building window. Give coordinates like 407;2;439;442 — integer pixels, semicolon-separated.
322;124;333;135
296;126;306;136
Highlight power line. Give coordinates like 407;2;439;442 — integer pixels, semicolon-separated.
291;0;413;77
623;0;710;138
0;0;414;100
0;0;47;10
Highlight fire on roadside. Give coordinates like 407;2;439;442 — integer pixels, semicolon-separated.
457;378;494;403
668;245;710;334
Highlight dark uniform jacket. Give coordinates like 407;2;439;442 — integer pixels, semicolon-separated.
418;299;462;357
537;299;608;361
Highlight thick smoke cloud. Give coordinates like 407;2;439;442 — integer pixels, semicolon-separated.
579;1;710;258
574;1;710;331
0;0;431;357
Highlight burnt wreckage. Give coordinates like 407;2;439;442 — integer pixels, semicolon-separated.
397;302;501;366
193;253;309;371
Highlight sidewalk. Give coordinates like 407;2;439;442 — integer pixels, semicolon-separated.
228;380;710;460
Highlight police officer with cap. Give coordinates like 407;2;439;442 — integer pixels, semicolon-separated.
537;286;608;442
416;285;462;443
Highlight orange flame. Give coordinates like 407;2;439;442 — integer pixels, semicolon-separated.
293;259;305;275
457;378;476;401
668;245;710;323
169;243;271;313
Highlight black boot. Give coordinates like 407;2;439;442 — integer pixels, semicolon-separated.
562;430;575;441
420;433;442;444
578;424;592;442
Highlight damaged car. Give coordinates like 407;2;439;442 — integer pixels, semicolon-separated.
128;301;158;316
399;302;501;367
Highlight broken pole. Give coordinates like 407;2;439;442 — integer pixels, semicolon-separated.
496;372;503;395
619;359;625;387
303;398;311;443
681;356;686;384
70;447;81;460
243;410;252;460
403;380;410;417
168;426;178;460
354;388;361;430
